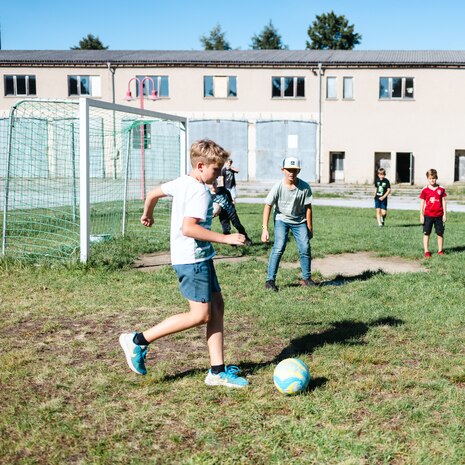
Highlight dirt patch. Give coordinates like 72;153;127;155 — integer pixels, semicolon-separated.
132;251;426;277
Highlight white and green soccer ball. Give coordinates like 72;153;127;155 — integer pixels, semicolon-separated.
273;358;310;395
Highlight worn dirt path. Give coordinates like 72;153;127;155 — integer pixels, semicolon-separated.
132;251;426;277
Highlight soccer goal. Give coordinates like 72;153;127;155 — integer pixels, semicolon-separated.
1;98;187;262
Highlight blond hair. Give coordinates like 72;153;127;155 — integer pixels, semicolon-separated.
190;139;230;168
426;168;438;179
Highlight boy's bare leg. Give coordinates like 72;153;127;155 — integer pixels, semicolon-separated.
423;235;430;253
438;235;444;252
206;292;225;366
142;300;211;343
376;208;382;225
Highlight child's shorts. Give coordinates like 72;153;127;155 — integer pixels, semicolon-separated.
423;215;444;236
374;197;388;210
173;259;221;303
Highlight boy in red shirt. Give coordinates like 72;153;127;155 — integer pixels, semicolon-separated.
419;169;447;257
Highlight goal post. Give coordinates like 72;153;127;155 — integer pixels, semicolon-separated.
1;98;187;262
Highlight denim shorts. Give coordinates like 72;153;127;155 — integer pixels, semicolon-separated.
374;197;388;210
173;259;221;303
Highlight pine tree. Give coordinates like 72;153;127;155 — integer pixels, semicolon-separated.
71;34;109;50
250;21;288;50
306;11;361;50
200;24;232;50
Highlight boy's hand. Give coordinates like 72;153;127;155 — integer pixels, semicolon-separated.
443;214;447;223
308;227;314;239
420;214;424;225
261;229;269;243
141;215;154;227
224;233;246;246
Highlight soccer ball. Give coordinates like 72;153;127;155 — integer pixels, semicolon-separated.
273;358;310;395
212;202;222;217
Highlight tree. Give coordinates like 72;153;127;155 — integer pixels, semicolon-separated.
71;34;109;50
306;11;361;50
200;24;232;50
250;20;288;50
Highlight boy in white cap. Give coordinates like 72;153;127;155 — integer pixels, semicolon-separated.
261;157;315;291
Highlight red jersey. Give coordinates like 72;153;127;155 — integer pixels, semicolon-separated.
419;185;447;217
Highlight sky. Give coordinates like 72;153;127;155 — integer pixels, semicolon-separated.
2;0;465;51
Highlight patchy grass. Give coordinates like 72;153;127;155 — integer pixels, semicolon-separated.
1;204;465;464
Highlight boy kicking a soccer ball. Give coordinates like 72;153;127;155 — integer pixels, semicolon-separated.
119;139;249;388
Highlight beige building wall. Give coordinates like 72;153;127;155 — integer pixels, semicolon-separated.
2;62;465;184
320;67;465;184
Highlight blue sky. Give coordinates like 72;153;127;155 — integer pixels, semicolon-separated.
2;0;465;51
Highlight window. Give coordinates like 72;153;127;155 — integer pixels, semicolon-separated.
4;75;37;96
343;77;353;99
379;77;414;99
203;76;237;98
136;75;169;98
326;77;337;99
68;76;101;97
272;77;305;98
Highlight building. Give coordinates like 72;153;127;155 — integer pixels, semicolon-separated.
1;49;465;184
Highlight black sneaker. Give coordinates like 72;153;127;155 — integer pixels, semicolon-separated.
244;237;253;246
265;280;278;292
301;278;317;287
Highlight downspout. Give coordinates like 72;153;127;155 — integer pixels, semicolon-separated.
107;61;116;105
317;62;323;183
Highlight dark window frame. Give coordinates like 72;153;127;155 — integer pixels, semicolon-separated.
271;76;305;99
4;75;37;96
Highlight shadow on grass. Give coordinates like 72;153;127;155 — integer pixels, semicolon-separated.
273;317;403;362
392;223;421;228
286;270;387;288
444;245;465;253
161;317;403;388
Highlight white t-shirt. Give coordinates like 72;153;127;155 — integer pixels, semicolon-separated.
161;175;215;265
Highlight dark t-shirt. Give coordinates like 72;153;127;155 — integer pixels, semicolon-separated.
211;186;235;216
375;177;391;197
221;167;236;189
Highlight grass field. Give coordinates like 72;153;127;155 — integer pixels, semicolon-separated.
1;204;464;464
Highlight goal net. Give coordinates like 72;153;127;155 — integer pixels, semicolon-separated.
1;98;187;262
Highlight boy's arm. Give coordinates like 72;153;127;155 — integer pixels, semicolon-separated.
182;217;245;245
443;197;447;222
141;186;167;227
306;204;313;239
261;204;272;242
383;187;392;199
420;198;425;224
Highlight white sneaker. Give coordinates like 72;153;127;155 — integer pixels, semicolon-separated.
204;366;249;388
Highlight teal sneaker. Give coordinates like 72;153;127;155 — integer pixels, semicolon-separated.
204;365;249;388
119;332;147;375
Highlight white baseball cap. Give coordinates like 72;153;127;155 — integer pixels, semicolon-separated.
282;157;301;169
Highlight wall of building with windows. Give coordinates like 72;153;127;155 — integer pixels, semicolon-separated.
2;53;465;185
320;67;465;184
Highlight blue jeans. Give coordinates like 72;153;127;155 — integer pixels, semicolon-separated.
267;220;311;281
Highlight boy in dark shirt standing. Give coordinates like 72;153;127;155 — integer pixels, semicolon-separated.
374;168;391;226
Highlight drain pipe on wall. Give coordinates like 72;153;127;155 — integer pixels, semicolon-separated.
317;62;324;183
